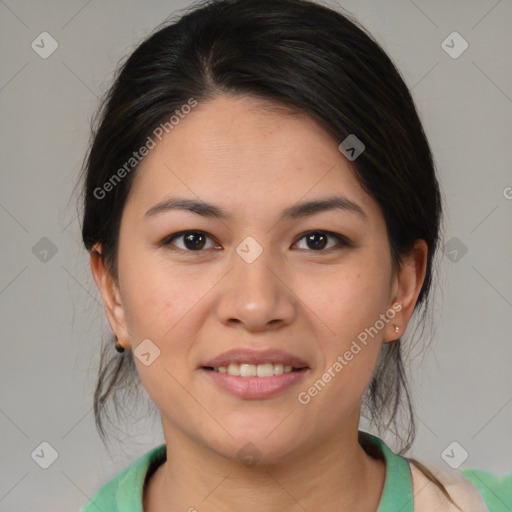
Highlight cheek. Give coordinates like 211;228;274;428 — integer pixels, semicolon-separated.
304;263;390;338
122;277;193;344
117;248;201;408
117;242;188;340
298;275;387;415
297;254;391;390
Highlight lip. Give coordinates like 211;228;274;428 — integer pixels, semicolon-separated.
199;367;310;399
200;348;310;369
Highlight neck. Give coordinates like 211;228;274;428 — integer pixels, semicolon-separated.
144;418;386;512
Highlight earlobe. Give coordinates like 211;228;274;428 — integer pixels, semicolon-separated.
381;301;403;343
89;244;131;349
383;240;428;343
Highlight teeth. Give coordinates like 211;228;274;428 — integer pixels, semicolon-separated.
214;363;296;377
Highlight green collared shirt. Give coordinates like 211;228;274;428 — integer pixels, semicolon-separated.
81;431;512;511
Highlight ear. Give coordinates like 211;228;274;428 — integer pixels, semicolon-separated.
89;243;131;349
382;239;428;343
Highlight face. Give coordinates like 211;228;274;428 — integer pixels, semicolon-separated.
93;95;424;465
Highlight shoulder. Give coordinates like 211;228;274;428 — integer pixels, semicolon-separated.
79;470;121;512
409;460;512;512
460;467;512;511
79;444;167;512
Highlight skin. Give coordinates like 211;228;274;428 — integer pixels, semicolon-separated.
91;95;427;512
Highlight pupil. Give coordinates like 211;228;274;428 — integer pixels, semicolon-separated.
307;232;327;250
185;232;205;250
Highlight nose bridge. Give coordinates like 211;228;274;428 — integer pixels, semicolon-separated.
214;233;296;328
233;233;279;296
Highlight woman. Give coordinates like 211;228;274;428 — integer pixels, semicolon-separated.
78;0;511;510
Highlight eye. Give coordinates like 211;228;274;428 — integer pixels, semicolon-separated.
160;229;351;254
293;230;351;252
161;230;220;253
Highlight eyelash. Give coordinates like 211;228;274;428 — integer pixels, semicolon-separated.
160;230;351;255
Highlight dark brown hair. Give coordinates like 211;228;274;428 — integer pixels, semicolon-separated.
77;0;458;506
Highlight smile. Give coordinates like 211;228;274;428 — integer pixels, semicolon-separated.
200;365;309;399
205;362;301;377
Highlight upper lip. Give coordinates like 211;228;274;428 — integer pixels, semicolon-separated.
201;348;310;369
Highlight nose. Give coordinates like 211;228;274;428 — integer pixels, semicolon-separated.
213;238;297;332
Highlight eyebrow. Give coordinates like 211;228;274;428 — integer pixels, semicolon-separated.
144;195;367;221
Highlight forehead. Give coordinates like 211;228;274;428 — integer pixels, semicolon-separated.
125;95;381;225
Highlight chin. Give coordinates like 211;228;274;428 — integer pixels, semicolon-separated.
204;426;306;468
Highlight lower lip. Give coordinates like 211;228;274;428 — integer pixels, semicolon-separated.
199;368;309;399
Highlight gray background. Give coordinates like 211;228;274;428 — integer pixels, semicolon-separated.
1;0;511;510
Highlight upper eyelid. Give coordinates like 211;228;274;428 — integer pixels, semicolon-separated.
294;231;350;248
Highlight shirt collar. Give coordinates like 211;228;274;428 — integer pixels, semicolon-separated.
359;430;414;512
116;442;166;511
116;431;413;512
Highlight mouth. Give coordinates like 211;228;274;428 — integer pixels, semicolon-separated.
201;363;308;377
201;363;308;378
199;348;310;399
199;365;310;399
200;347;310;372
